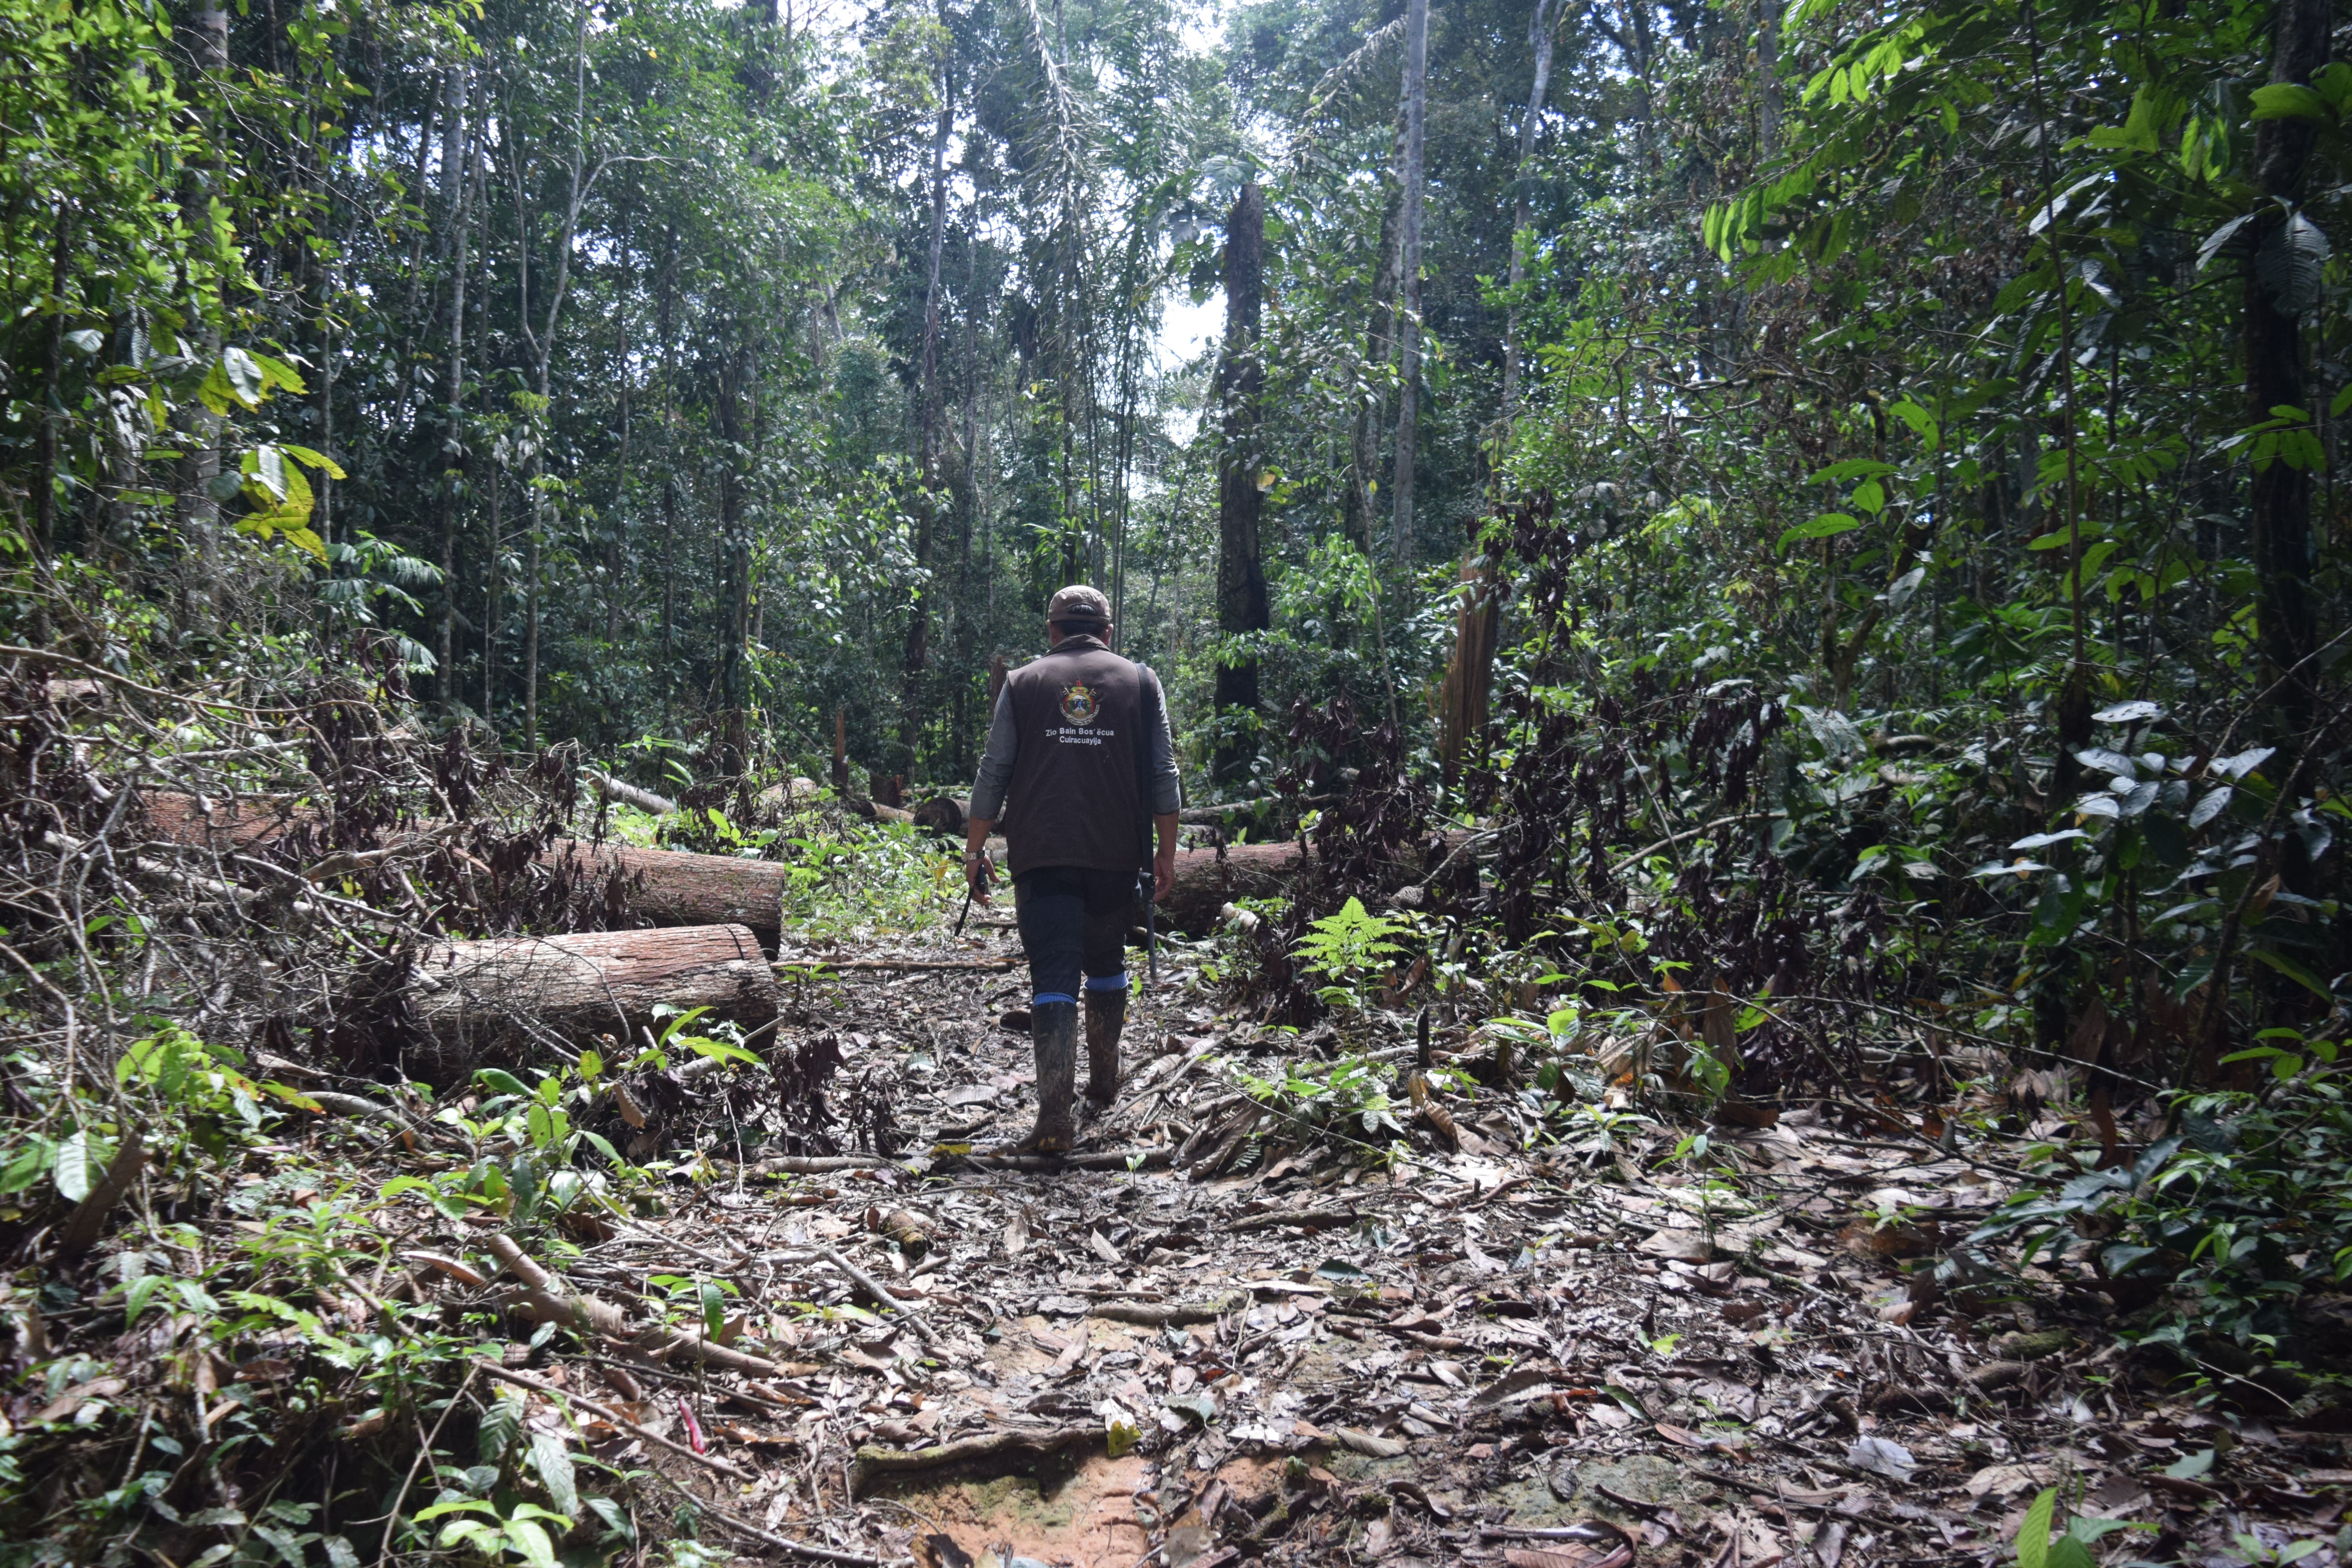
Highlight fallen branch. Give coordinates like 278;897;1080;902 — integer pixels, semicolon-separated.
848;1425;1097;1496
1227;1207;1357;1233
931;1146;1175;1173
483;1234;784;1378
754;1154;897;1174
639;1454;907;1565
584;768;677;816
1086;1294;1243;1327
816;1246;942;1346
776;958;1021;973
475;1361;753;1481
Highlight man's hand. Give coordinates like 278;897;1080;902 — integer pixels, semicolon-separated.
963;818;998;906
965;851;998;906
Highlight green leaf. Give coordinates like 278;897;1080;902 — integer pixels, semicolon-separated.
2258;212;2330;316
2250;83;2329;122
528;1430;578;1518
1777;513;1860;554
411;1500;496;1524
1805;458;1895;484
2248;948;2333;1001
1887;399;1938;446
2087;85;2176;153
279;443;348;480
504;1519;558;1568
2017;1486;2057;1568
2164;1447;2214;1480
2046;1538;2096;1568
475;1068;533;1099
124;1274;165;1327
52;1131;111;1204
682;1036;764;1070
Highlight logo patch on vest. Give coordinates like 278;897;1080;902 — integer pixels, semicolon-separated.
1059;682;1100;724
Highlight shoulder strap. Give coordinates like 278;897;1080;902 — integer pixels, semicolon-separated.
1131;661;1160;867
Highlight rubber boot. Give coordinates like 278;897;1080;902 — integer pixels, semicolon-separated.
1082;987;1125;1118
1003;1000;1077;1155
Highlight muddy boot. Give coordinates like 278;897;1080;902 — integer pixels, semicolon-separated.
1082;987;1125;1119
1001;1000;1076;1155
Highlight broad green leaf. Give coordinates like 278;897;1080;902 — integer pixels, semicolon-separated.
475;1068;533;1099
505;1518;558;1568
53;1131;112;1204
1777;513;1860;554
683;1036;764;1069
2249;948;2332;1001
2017;1486;2058;1568
2250;83;2329;122
2164;1447;2214;1480
528;1430;578;1518
279;443;347;480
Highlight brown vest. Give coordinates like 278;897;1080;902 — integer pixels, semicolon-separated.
1000;639;1154;878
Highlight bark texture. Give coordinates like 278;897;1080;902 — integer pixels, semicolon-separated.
410;923;776;1070
2245;0;2330;731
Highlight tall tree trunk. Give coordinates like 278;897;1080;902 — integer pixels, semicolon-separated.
716;337;755;772
1757;0;1782;155
176;0;230;610
1391;0;1429;566
524;512;540;748
1212;182;1269;788
1344;106;1408;553
952;223;983;771
483;454;500;719
657;226;679;713
2247;0;2330;734
435;66;472;707
1499;0;1562;438
34;212;71;567
900;53;954;770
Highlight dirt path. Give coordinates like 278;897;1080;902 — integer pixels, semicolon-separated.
503;931;2347;1568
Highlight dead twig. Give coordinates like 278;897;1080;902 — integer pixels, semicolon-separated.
816;1245;943;1346
848;1425;1096;1496
1087;1294;1243;1326
477;1361;753;1481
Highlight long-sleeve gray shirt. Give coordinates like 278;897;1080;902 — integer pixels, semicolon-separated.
969;666;1181;822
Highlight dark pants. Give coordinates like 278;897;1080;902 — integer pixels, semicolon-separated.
1014;866;1138;1004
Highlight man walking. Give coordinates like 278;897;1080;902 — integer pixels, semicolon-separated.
965;586;1181;1153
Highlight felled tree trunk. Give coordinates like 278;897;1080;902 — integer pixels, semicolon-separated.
143;792;792;951
1159;842;1308;932
543;840;789;951
409;923;775;1080
1156;831;1479;933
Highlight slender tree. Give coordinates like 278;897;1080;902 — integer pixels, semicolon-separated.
2246;0;2331;733
1213;181;1269;787
1390;0;1428;565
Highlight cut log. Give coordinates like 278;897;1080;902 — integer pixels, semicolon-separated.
142;789;320;849
584;768;676;816
1158;841;1308;932
143;792;793;952
410;924;776;1076
544;840;789;951
1156;831;1477;933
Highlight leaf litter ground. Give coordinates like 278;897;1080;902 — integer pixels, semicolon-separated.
18;925;2352;1568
